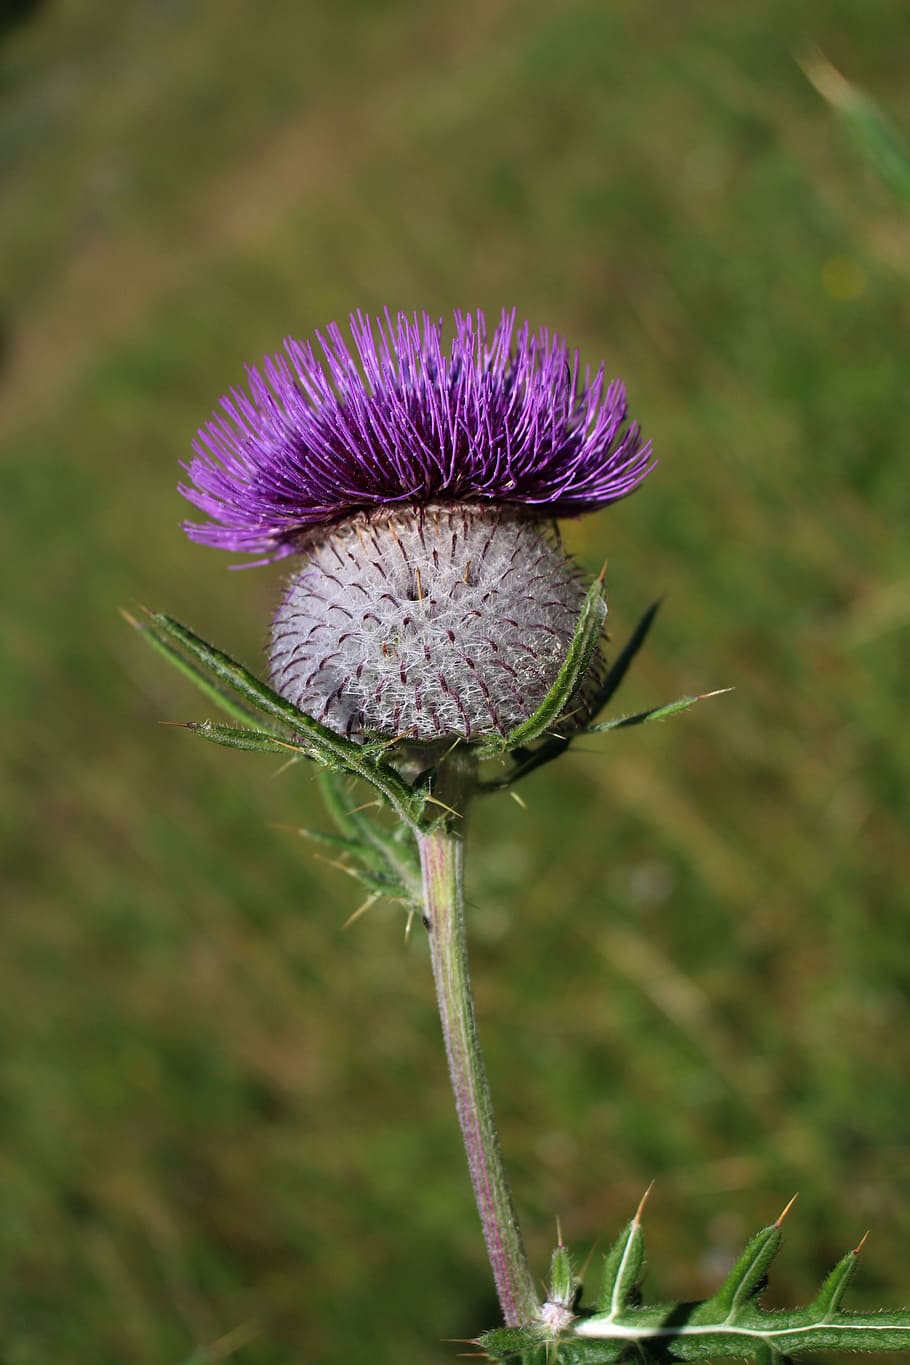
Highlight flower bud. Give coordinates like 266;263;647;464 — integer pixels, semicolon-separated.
269;503;597;741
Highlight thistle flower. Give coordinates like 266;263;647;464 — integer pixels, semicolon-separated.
181;310;654;742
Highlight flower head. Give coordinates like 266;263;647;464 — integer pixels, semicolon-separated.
181;310;654;743
180;309;654;563
270;503;596;741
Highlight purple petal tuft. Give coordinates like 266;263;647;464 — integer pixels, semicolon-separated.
180;309;655;561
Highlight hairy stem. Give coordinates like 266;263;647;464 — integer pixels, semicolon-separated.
419;822;540;1328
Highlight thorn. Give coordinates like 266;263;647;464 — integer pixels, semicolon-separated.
270;753;303;779
774;1192;799;1228
415;566;423;602
158;719;193;728
852;1230;870;1256
634;1180;655;1225
509;790;527;810
404;906;416;943
342;894;380;929
423;794;462;818
373;733;405;752
346;799;383;816
697;687;735;701
119;607;140;628
555;1215;564;1248
597;560;608;585
312;852;357;877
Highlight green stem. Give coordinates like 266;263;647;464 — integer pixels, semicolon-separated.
418;822;540;1328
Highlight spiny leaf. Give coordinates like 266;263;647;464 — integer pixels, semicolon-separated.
587;599;661;719
283;821;417;903
693;1219;783;1321
478;574;607;757
138;611;421;826
479;603;698;794
804;1238;863;1319
319;770;421;901
478;1208;910;1364
586;690;729;734
595;1214;645;1317
125;609;279;733
548;1239;581;1310
320;768;369;842
276;827;411;903
173;720;315;757
147;610;358;750
280;824;376;859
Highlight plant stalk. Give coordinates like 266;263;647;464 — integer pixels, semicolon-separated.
419;822;540;1328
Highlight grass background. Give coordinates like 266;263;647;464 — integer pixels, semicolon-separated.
2;2;909;1362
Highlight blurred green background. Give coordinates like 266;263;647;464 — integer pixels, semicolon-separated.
2;2;909;1362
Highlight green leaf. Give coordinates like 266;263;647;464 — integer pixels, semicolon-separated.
320;767;369;842
595;1199;647;1316
692;1218;784;1322
548;1239;581;1311
587;599;661;720
319;770;421;901
477;575;607;758
479;601;667;793
478;1207;910;1364
147;610;355;748
174;720;313;756
804;1240;863;1318
125;609;279;733
137;611;422;827
586;690;729;734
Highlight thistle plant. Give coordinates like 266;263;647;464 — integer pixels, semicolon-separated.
132;309;910;1362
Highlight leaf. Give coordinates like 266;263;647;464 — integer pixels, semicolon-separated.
478;574;607;757
595;1194;648;1316
135;610;422;827
479;602;668;793
125;609;278;733
587;599;661;720
585;690;730;734
548;1240;581;1311
690;1218;784;1322
173;721;314;756
804;1239;863;1318
319;770;421;902
478;1208;910;1364
146;610;355;748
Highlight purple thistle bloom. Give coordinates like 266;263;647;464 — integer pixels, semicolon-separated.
180;309;655;563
